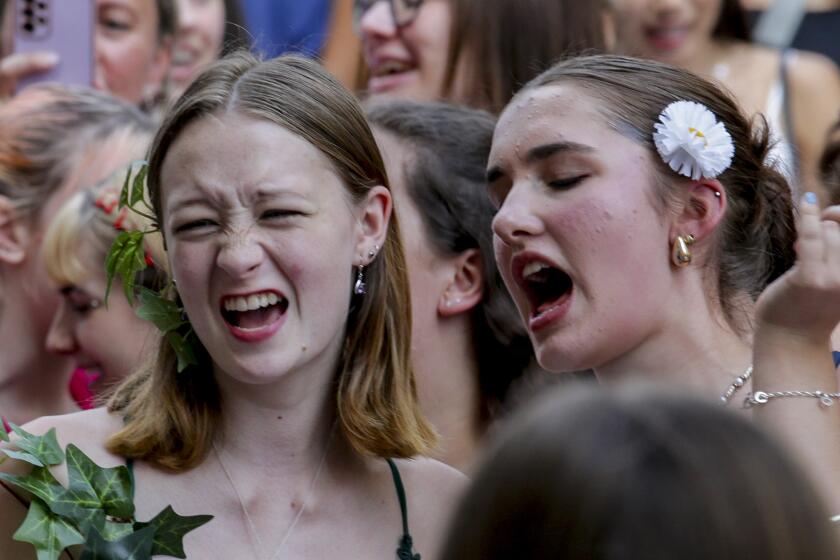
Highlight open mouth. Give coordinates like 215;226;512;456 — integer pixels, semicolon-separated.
372;59;415;77
517;259;574;328
221;291;289;332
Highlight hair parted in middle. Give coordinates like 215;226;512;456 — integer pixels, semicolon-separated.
107;51;435;470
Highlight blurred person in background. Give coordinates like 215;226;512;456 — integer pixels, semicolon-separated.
442;385;840;560
170;0;249;100
0;85;153;426
368;101;539;471
42;168;167;409
0;0;175;110
355;0;607;113
741;0;840;68
610;0;840;202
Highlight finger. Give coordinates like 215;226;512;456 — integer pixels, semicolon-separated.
797;192;824;278
0;51;58;77
822;205;840;224
825;219;840;272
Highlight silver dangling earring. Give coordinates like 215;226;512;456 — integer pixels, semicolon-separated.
354;265;367;295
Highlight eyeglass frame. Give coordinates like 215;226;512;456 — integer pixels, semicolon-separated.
353;0;425;30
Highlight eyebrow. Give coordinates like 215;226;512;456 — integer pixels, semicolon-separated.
486;141;596;184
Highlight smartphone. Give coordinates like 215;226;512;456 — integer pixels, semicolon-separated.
13;0;94;92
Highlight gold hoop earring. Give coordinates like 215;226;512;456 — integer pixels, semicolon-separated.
671;234;696;267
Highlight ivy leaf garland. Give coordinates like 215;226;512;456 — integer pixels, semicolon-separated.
0;429;213;560
103;162;198;372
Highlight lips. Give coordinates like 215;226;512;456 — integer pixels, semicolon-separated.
220;290;289;343
644;24;690;52
366;55;418;93
512;253;574;332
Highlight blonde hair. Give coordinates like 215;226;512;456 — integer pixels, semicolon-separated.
42;162;167;289
0;85;151;220
107;52;436;470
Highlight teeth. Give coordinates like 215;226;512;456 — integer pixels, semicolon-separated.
523;261;551;280
375;60;412;77
223;292;282;312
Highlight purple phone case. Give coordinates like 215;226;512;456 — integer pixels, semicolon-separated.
13;0;95;91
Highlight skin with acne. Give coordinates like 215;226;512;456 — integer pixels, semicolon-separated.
489;85;679;373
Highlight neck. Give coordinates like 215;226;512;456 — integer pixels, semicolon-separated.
596;281;753;400
412;315;483;472
681;39;733;79
213;361;338;472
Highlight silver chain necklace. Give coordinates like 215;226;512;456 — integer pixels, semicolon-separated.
720;365;754;405
213;424;335;560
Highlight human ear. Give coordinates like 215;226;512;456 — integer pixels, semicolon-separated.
437;248;484;317
354;185;392;264
669;179;727;250
0;195;27;265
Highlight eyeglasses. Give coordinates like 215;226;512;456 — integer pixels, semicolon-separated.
353;0;425;30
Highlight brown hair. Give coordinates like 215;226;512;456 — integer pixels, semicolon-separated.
443;384;840;560
155;0;177;41
0;84;152;220
367;100;536;424
713;0;750;42
107;52;435;470
520;55;796;328
443;0;606;113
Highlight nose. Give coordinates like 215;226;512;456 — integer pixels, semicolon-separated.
491;183;545;247
177;0;198;30
359;1;397;39
216;231;265;278
46;304;79;357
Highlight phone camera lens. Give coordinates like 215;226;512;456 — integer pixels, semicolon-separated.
22;22;34;32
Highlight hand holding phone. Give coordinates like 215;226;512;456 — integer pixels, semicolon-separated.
2;0;94;98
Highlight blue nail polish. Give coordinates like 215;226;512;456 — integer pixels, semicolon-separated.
805;192;818;205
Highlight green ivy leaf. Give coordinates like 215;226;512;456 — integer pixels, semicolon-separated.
129;165;148;209
135;287;186;333
166;331;198;373
135;505;213;559
13;498;85;560
1;424;9;442
7;424;64;466
102;520;134;543
2;448;46;467
0;466;66;505
81;526;155;560
104;231;147;305
118;166;133;210
53;445;134;521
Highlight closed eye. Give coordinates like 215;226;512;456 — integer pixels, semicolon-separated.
174;219;217;233
261;209;303;220
548;175;588;190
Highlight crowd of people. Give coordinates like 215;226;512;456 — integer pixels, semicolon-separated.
1;0;839;558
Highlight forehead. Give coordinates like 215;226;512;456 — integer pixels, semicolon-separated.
160;111;345;206
491;85;613;162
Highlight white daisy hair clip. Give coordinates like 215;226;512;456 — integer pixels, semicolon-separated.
652;100;735;181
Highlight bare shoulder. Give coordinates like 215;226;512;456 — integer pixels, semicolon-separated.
787;49;840;85
18;407;126;469
390;457;468;560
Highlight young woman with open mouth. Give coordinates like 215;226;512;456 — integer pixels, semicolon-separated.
0;53;464;559
355;0;607;113
487;54;840;513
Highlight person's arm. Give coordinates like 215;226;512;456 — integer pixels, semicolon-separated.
752;194;840;513
789;51;840;205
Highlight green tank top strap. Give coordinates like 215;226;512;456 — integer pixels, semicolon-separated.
126;457;135;500
386;458;421;560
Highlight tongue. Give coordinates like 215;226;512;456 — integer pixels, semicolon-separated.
536;297;563;315
233;305;282;329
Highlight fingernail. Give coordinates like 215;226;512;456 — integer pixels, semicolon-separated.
804;192;818;205
34;52;59;66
